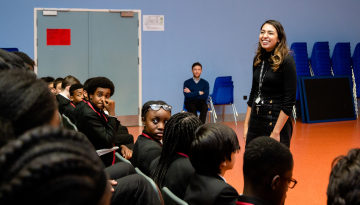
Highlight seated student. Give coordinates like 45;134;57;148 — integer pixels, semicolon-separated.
238;137;295;205
0;126;112;205
69;83;84;106
41;76;56;94
0;69;58;147
56;75;81;122
75;76;120;166
327;148;360;205
0;48;26;70
184;123;240;205
151;112;202;198
12;51;35;71
131;100;172;175
54;77;64;95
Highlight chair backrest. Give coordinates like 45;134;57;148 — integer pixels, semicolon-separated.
290;42;311;77
353;43;360;96
162;187;189;205
61;114;78;131
211;76;234;105
1;48;19;52
332;42;352;76
135;167;163;202
115;152;132;164
311;42;332;76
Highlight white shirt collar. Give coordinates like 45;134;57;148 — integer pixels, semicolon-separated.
59;92;70;100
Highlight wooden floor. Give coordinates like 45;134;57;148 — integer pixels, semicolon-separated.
128;118;360;205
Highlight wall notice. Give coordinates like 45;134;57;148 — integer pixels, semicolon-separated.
143;15;164;31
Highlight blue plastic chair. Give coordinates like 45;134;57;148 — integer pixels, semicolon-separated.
353;43;360;97
291;42;312;102
1;48;19;52
209;76;238;125
311;42;333;76
182;99;215;123
332;42;352;76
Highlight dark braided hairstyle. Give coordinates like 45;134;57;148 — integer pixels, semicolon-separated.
327;148;360;205
0;126;108;205
0;69;57;146
152;112;202;186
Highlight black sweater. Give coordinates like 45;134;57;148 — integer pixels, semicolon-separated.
248;53;297;116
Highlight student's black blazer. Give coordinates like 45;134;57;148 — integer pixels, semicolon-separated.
150;154;195;199
184;173;239;205
56;94;76;122
130;134;162;176
75;102;119;166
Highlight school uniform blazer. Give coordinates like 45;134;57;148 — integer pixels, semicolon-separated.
56;94;76;123
150;154;195;199
184;173;239;205
130;134;162;176
75;102;119;167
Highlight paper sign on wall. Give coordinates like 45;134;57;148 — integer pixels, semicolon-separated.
143;15;164;31
47;29;71;46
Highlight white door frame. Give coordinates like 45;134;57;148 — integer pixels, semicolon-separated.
34;8;142;125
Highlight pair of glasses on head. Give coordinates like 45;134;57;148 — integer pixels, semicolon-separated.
149;104;172;111
288;178;297;189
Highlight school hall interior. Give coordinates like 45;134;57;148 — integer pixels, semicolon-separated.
2;0;360;204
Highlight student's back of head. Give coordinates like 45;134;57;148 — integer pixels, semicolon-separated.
327;148;360;205
0;49;26;70
0;69;58;146
243;137;294;205
190;123;240;176
0;126;110;205
61;75;80;91
12;51;35;71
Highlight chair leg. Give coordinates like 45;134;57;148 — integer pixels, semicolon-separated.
232;104;238;126
222;105;225;122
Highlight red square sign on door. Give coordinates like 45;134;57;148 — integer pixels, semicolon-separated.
47;29;71;46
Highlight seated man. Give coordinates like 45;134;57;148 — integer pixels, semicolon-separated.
327;148;360;205
184;123;240;204
238;137;296;205
183;62;209;123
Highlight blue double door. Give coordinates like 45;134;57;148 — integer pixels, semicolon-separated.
36;9;141;124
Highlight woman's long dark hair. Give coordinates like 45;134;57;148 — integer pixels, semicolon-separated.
152;112;202;186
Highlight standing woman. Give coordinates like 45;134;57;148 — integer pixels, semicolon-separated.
244;20;296;147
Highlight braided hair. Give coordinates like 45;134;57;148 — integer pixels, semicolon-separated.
152;112;202;186
0;126;108;205
0;69;57;146
327;148;360;205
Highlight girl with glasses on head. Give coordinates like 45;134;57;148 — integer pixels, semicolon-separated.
130;100;172;176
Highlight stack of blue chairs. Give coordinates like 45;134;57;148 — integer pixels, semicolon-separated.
291;42;311;77
311;42;332;76
291;42;311;102
210;76;238;124
353;43;360;97
332;42;352;76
